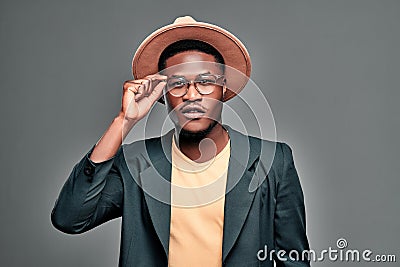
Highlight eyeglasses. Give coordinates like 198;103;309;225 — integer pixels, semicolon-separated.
165;74;225;97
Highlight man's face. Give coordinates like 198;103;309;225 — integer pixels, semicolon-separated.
163;50;225;134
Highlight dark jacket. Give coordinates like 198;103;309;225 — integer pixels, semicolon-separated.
51;126;310;266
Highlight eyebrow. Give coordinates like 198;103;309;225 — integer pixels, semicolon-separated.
169;72;212;79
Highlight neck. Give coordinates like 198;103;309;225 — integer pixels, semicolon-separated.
175;123;229;163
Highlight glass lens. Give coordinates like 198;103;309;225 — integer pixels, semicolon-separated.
167;77;187;97
195;74;219;94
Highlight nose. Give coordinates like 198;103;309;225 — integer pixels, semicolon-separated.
182;81;202;101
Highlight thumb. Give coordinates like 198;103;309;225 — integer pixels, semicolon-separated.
147;81;166;103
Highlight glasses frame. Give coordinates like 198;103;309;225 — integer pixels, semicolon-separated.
165;74;226;97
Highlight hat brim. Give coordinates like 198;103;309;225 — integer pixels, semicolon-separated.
132;21;251;102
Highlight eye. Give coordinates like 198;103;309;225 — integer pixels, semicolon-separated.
168;79;186;88
174;81;185;86
196;78;214;84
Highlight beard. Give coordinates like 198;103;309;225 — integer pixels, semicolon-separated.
178;120;218;142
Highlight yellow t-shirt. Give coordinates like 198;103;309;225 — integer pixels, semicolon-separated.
168;136;230;267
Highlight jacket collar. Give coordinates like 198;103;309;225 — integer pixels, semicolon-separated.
139;125;263;261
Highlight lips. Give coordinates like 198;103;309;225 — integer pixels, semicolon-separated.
180;105;206;119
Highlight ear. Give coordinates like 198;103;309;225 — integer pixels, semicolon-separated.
222;79;227;98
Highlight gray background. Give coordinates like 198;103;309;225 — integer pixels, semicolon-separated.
1;0;399;266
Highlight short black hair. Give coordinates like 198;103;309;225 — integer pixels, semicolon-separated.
158;39;225;72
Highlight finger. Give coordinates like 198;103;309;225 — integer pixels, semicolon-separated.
135;78;153;101
127;86;138;94
142;79;151;97
125;79;143;91
144;74;167;96
132;75;167;102
126;79;145;100
146;74;168;84
146;81;166;102
134;84;148;102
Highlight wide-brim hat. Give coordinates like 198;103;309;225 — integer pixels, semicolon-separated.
132;16;252;102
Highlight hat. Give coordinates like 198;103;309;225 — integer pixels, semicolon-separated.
132;16;252;102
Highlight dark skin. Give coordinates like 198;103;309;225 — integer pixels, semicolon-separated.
164;51;230;163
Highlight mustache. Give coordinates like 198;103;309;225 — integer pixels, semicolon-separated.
179;103;208;112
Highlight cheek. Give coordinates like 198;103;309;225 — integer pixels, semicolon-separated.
203;98;223;118
205;87;224;105
165;94;181;111
212;86;224;100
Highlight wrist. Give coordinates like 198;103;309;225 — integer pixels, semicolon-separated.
117;112;136;124
115;112;136;134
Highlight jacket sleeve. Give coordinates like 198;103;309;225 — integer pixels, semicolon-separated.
51;145;124;234
273;142;311;266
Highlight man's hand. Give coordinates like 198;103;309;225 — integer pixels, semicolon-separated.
89;73;166;163
120;74;167;123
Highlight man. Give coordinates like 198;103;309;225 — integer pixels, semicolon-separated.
51;16;310;266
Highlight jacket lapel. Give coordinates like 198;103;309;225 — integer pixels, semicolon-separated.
222;126;261;261
140;131;174;258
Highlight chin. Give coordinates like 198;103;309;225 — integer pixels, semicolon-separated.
181;119;209;132
177;119;218;141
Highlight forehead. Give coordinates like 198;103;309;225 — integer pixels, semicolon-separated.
163;51;222;77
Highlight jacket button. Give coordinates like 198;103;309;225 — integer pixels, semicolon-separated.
84;164;95;176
